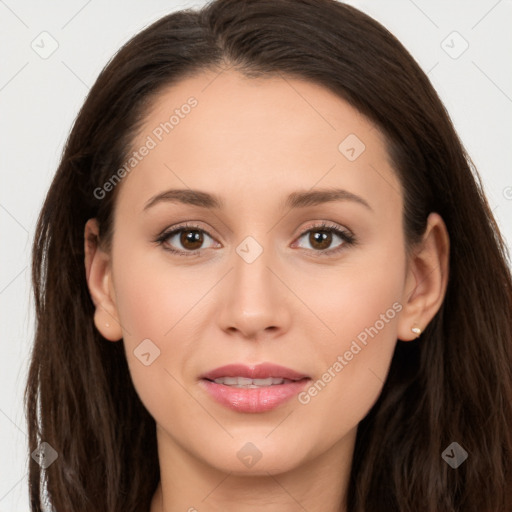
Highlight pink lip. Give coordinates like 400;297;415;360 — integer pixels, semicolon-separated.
199;363;311;413
200;363;309;381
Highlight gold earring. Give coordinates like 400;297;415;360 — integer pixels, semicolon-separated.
411;326;422;337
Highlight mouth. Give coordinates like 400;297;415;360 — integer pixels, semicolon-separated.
199;363;311;413
200;362;309;381
205;376;301;388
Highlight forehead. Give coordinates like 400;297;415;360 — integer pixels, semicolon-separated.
117;69;402;218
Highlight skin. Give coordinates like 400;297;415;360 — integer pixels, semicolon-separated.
84;69;449;512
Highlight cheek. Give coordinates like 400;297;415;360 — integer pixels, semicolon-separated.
111;244;197;340
110;251;196;416
296;240;405;354
294;245;405;425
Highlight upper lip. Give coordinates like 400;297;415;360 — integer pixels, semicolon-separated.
200;363;310;381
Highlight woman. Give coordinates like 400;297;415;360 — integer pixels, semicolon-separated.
25;0;512;510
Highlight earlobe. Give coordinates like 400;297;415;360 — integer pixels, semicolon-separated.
84;218;123;342
93;306;123;342
397;212;450;341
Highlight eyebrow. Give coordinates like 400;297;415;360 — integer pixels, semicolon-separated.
143;187;372;212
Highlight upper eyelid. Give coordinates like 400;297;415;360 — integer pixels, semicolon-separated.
160;220;349;237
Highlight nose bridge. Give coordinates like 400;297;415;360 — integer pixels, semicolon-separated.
232;233;276;307
217;232;289;337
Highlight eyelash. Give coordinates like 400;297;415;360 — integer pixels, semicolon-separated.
154;221;357;258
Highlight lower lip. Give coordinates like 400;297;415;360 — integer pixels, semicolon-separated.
200;378;310;413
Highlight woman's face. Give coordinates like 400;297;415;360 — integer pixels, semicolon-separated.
89;69;439;476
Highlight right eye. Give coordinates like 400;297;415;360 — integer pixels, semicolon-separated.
155;223;219;256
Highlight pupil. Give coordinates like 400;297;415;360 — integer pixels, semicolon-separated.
181;230;203;250
311;231;331;250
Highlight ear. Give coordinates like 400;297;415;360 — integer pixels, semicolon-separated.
397;212;450;341
84;218;123;341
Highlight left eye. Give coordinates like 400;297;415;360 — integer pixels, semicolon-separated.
293;223;355;255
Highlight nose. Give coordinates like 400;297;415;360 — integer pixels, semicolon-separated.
216;240;292;340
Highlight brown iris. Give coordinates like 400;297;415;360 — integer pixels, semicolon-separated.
309;230;332;250
180;229;204;250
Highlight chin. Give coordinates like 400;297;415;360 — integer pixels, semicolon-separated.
198;436;308;476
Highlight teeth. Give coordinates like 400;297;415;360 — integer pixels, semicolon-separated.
212;376;291;387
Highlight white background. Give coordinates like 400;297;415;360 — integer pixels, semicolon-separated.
1;0;511;510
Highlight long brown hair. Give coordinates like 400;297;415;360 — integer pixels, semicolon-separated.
26;0;512;510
